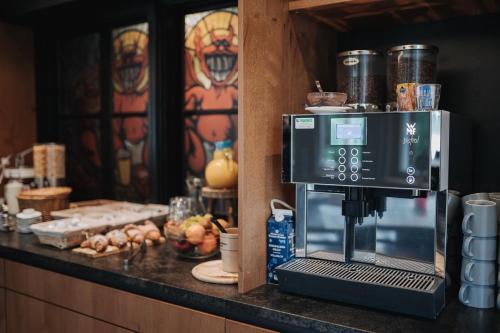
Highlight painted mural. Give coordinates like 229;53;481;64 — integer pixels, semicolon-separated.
184;8;238;178
112;23;149;113
112;23;150;202
63;119;102;200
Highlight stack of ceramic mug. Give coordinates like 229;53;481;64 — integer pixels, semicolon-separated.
488;192;500;309
459;193;497;309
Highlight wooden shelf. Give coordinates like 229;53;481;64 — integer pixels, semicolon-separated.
289;0;500;31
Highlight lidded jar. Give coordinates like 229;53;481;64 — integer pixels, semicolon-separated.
336;50;385;111
386;44;438;110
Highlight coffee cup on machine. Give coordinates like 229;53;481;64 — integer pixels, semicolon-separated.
462;236;497;261
459;282;495;308
462;200;497;237
460;257;496;286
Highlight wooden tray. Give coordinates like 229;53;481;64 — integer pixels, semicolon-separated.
192;260;238;284
71;237;166;258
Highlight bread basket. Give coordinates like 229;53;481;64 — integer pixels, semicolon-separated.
17;187;72;221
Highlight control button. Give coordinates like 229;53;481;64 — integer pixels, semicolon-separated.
351;165;358;173
406;176;415;184
407;167;415;175
339;148;346;156
351;157;359;165
338;165;346;173
338;156;346;164
351;174;359;182
338;173;346;181
351;148;359;156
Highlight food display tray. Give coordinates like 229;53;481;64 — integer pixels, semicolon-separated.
31;202;169;249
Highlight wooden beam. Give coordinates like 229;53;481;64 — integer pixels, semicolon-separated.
289;0;380;12
238;0;291;293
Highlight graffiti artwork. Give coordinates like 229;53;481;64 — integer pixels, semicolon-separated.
112;23;149;113
63;120;102;200
112;23;150;202
184;8;238;177
113;117;150;202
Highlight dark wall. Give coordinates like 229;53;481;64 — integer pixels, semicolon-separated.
339;14;500;193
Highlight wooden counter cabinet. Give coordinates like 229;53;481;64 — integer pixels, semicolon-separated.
1;260;276;333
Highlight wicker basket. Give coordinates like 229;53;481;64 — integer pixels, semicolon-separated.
17;187;72;221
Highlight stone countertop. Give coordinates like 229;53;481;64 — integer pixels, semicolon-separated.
0;232;498;333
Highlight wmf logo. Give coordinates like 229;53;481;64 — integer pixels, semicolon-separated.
403;122;419;145
406;123;416;136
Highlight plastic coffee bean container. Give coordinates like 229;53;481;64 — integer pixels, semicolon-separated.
386;44;438;110
337;50;385;111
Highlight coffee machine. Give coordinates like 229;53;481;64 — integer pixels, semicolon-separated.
277;111;472;318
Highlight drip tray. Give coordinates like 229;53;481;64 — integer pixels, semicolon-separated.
275;258;445;319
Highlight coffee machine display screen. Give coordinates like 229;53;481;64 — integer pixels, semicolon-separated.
336;124;362;139
331;118;367;146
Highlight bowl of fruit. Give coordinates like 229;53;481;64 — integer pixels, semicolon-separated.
164;214;228;259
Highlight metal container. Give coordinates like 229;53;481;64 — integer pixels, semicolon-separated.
387;44;439;110
336;50;385;111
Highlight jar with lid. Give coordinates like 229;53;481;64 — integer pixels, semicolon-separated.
336;50;385;111
386;44;438;110
45;143;65;187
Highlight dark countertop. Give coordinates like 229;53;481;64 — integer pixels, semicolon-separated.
0;232;498;333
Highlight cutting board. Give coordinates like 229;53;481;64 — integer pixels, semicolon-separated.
191;260;238;284
72;245;127;258
72;237;166;258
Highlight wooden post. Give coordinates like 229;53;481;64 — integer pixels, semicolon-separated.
238;0;291;293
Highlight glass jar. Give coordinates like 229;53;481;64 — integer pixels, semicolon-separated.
45;143;66;187
386;44;438;110
336;50;385;111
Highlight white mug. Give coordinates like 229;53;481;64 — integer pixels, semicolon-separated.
462;236;497;261
220;228;238;273
462;200;497;237
459;283;495;308
460;258;496;286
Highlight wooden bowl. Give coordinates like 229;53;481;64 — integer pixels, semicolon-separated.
306;92;347;107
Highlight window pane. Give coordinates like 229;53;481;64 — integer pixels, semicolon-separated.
60;34;100;114
112;117;150;202
112;23;149;114
184;114;237;178
62;119;102;199
184;8;238;111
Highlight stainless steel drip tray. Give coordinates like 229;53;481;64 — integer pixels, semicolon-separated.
275;258;445;319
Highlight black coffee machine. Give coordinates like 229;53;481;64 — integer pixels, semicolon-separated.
277;111;472;318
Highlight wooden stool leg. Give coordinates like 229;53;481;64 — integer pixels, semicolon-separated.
225;198;234;227
207;198;214;214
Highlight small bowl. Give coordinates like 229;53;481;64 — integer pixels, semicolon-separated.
306;92;347;107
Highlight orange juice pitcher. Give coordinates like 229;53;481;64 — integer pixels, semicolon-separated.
205;140;238;189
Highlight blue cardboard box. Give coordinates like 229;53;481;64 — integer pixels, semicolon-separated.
267;207;295;284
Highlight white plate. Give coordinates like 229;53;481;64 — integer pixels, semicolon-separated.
305;106;353;114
